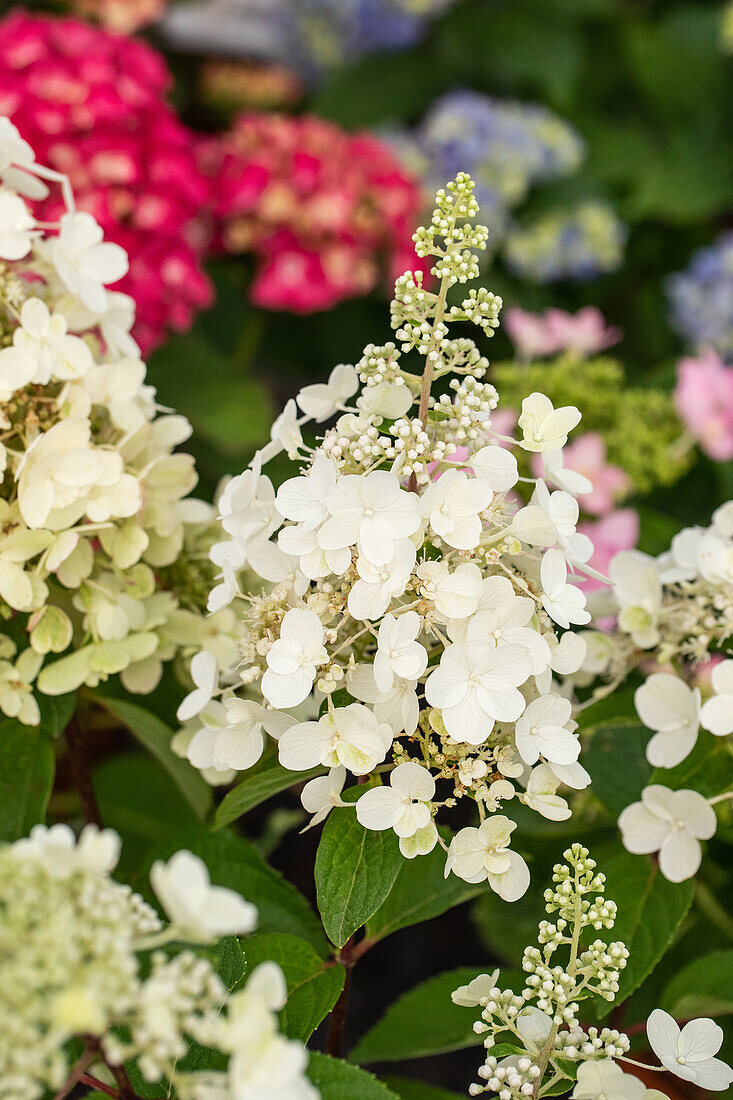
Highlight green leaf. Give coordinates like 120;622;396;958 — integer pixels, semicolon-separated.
583;724;651;817
243;932;345;1041
0;719;55;841
307;1053;398;1098
651;730;733;799
36;691;76;737
596;851;695;1016
215;758;323;828
142;829;328;956
385;1079;466;1100
315;806;402;949
365;831;483;942
92;694;212;821
350;968;520;1063
661;949;733;1019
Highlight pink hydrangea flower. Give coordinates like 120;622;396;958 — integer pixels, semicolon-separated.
578;508;639;592
532;432;628;516
201;112;427;314
543;306;621;356
674;348;733;462
504;306;561;359
505;305;620;359
0;10;212;352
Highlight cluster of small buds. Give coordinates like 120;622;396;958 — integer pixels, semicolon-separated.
458;849;633;1098
357;342;405;387
559;1026;631;1062
543;844;608;924
433;377;499;440
473;1055;541;1097
414;176;489;285
452;287;503;334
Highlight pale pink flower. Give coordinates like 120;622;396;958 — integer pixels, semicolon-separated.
505;305;620;359
543;306;621;356
504;306;561;359
674;349;733;462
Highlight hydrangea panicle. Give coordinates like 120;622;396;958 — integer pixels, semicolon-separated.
185;173;609;897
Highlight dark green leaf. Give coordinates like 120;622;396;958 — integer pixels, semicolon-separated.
385;1079;466;1100
307;1054;398;1098
315;806;402;949
141;829;328;956
243;932;345;1041
93;694;211;821
661;949;733;1019
350;968;520;1063
596;851;695;1016
36;691;76;737
215;758;323;829
651;731;733;799
583;724;651;817
365;830;483;942
0;719;54;841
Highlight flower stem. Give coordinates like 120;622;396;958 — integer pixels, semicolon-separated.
64;709;102;828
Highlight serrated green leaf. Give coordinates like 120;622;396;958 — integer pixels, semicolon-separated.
365;831;482;942
315;806;402;949
307;1053;398;1098
661;949;733;1019
243;932;345;1041
141;830;328;956
92;694;211;821
596;851;695;1016
215;758;323;829
0;719;54;841
350;968;520;1063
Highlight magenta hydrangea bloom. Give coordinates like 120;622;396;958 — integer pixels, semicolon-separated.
674;348;733;463
0;10;213;352
201;111;427;314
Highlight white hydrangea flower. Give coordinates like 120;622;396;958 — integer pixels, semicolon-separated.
261;608;327;708
356;761;435;840
518;392;582;453
451;969;500;1007
522;763;571;821
647;1010;733;1091
278;703;392;775
150;850;258;942
348;539;416;620
515;695;580;767
12;298;94;383
571;1059;646;1100
300;766;347;831
296;362;359;421
541;548;590;629
374;611;427;693
425;642;532;744
618;785;717;882
634;673;701;768
49;210;128;312
700;659;733;738
445;816;530;900
420;468;493;550
0;189;37;259
609;550;662;648
177;650;219;721
319;469;420;566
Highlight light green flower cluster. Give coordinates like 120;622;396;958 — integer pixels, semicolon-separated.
493;357;690;495
0;128;243;724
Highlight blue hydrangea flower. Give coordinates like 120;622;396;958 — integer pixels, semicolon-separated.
666;233;733;358
505;203;627;282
